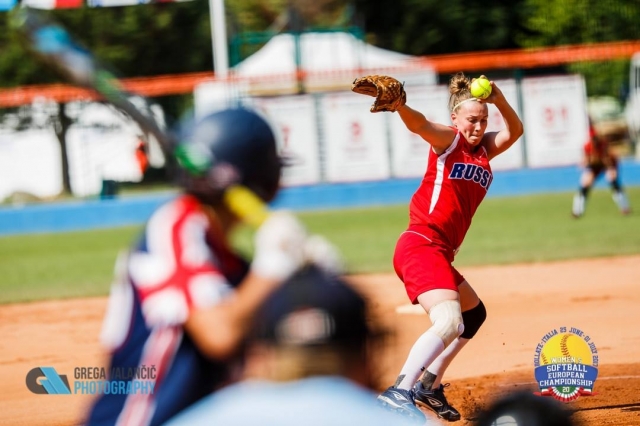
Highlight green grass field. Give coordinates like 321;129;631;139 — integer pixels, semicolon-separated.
1;187;639;304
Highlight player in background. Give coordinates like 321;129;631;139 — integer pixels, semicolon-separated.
572;118;631;218
164;264;428;426
134;137;149;177
85;108;339;426
355;73;523;422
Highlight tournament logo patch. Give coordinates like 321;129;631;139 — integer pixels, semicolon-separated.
533;326;598;402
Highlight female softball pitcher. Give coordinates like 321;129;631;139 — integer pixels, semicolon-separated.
353;73;523;422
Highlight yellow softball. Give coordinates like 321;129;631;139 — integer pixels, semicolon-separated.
470;77;492;99
539;333;593;366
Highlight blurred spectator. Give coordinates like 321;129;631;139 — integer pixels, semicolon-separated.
135;137;149;176
572;118;631;218
165;265;430;426
474;391;577;426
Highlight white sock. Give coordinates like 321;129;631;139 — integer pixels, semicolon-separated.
572;193;585;216
396;330;445;390
425;337;470;389
613;191;630;212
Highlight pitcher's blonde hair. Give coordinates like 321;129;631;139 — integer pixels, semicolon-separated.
448;72;474;112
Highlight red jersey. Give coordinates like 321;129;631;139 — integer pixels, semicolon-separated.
583;124;614;167
408;130;492;251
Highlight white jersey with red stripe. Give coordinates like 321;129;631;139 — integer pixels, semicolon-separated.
87;195;248;426
408;129;493;251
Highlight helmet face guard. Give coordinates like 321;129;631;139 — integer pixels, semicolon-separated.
175;108;282;203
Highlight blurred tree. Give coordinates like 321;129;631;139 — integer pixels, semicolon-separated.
519;0;640;47
226;0;354;65
352;0;531;55
226;0;351;32
519;0;640;98
226;0;285;32
0;3;213;87
287;0;351;28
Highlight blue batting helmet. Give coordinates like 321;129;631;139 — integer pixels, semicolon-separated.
175;108;282;203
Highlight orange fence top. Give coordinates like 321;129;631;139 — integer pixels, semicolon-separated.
1;40;639;107
418;40;640;73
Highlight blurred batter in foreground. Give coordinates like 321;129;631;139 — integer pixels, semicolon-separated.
85;108;338;426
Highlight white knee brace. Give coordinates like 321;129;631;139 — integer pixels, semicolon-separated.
428;300;464;347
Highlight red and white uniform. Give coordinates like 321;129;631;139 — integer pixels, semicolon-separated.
584;124;616;173
394;130;493;302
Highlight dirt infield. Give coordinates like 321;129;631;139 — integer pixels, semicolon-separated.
1;255;639;425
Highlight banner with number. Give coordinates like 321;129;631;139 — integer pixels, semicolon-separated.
0;129;62;201
486;78;525;170
250;95;321;187
67;128;143;196
66;102;145;196
321;93;391;182
521;75;589;168
389;85;450;178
